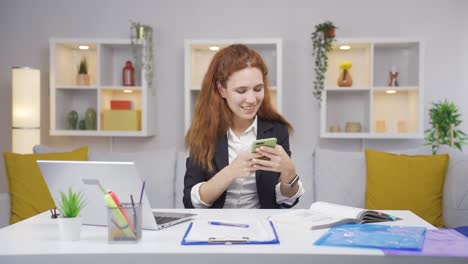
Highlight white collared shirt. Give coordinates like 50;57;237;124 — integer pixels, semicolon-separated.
190;116;305;208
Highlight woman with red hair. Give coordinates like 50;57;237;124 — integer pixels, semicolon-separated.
184;44;304;209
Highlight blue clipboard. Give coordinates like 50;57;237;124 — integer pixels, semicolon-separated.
181;220;280;245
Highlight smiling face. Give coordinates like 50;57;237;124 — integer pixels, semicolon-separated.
218;67;265;130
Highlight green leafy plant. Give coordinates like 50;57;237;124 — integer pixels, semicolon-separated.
424;99;467;154
78;57;88;75
130;20;154;94
311;21;337;104
57;188;86;218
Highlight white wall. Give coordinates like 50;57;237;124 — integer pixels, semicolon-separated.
0;0;466;193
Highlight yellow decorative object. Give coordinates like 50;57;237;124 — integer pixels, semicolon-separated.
102;110;141;131
337;61;353;87
3;146;88;224
364;149;449;227
338;61;352;70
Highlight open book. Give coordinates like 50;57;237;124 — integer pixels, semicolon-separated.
270;201;401;230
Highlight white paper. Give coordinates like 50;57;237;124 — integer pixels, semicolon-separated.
184;218;276;242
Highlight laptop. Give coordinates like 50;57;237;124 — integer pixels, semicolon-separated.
37;160;196;230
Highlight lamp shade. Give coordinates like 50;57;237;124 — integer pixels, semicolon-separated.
12;67;40;154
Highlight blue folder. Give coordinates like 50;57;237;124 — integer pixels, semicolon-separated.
315;224;426;250
181;220;279;245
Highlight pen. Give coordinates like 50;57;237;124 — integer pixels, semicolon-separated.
139;180;146;205
208;221;250;228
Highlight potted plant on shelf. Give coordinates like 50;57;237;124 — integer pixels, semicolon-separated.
311;21;337;104
76;56;90;86
56;188;86;241
130;20;154;94
425;99;468;154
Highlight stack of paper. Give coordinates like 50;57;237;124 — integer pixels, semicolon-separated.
182;219;278;245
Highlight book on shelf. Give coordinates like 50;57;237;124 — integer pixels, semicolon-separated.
110;100;132;110
269;201;401;230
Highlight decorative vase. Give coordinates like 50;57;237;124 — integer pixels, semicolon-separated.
345;122;362;132
76;74;90;86
79;120;86;130
85;108;97;130
67;110;78;130
337;69;353;87
388;71;399;87
58;216;82;241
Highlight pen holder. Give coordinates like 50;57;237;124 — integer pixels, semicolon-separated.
107;203;142;243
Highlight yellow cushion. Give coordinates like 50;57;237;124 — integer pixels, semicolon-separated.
365;149;449;227
3;146;88;224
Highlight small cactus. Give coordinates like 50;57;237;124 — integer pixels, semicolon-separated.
78;57;88;74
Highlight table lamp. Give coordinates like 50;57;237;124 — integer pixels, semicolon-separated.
11;67;40;154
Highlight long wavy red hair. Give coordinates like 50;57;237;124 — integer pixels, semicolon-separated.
185;44;292;171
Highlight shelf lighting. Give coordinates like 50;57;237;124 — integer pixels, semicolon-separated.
78;45;89;50
339;45;351;50
209;46;220;51
12;67;40;154
385;89;397;94
123;89;133;93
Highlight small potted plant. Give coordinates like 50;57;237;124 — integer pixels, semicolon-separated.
311;21;337;104
56;188;86;241
76;56;90;86
424;100;468;154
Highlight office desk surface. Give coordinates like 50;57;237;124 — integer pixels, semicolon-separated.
0;209;464;264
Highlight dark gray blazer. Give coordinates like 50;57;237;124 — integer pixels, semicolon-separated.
183;117;299;209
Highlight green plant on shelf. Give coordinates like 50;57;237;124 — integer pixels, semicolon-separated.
78;57;88;75
311;21;337;104
130;20;154;94
424;99;468;154
57;188;86;218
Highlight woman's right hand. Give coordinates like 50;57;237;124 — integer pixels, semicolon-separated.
227;150;263;180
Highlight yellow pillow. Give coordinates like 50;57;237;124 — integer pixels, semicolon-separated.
3;146;88;224
365;149;448;227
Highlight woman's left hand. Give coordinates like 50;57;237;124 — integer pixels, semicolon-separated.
252;145;296;182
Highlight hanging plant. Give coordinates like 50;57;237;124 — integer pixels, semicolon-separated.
130;20;154;95
311;21;337;104
424;99;468;154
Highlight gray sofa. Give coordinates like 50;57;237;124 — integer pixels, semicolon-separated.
0;145;467;228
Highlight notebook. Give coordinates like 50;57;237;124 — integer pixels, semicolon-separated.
269;201;400;230
37;160;195;230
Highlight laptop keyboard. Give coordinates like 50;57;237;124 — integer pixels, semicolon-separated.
155;216;180;225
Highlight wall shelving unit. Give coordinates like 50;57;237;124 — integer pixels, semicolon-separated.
320;39;423;139
49;38;155;137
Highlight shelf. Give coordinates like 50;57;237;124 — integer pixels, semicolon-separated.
373;42;419;87
53;42;98;87
324;90;370;133
100;43;143;87
54;89;97;131
325;87;371;91
321;132;423;139
326;42;372;88
50;130;150;137
320;39;423;139
50;38;154;137
372;90;419;134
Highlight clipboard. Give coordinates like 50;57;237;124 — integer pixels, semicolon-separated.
181;220;280;245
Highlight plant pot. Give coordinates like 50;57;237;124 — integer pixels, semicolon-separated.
337;69;353;87
76;74;90;86
58;216;82;241
322;27;336;39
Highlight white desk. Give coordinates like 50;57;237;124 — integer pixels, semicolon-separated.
0;209;465;264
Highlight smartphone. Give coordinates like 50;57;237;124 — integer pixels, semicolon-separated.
251;137;277;153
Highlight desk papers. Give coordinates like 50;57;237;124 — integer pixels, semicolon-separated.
182;219;278;245
384;229;468;257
